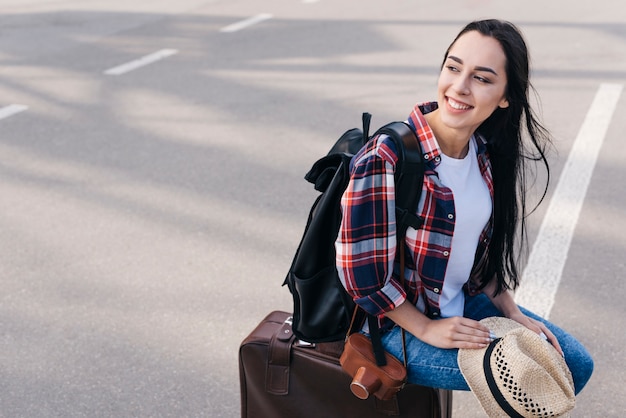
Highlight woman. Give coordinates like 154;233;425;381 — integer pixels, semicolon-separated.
335;19;593;394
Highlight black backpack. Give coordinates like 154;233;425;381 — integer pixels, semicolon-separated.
283;113;425;343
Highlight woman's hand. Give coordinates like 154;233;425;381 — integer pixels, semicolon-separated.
419;316;492;349
384;302;493;349
485;286;564;356
507;311;564;356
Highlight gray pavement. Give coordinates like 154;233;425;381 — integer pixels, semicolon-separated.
0;0;624;417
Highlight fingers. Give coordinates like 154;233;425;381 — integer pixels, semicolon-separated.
432;317;493;349
461;318;495;343
527;320;562;355
537;324;564;356
455;321;491;344
513;315;565;357
461;317;491;333
452;335;491;349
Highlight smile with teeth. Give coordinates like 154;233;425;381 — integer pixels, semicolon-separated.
447;97;472;110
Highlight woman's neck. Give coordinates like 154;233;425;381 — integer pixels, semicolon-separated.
424;109;473;159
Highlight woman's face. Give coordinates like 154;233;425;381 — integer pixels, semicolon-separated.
436;30;509;134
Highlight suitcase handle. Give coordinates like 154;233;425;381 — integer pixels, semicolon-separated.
266;317;296;395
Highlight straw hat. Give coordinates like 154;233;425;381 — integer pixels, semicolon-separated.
458;317;575;418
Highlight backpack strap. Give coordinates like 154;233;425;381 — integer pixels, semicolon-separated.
374;121;425;239
366;121;425;367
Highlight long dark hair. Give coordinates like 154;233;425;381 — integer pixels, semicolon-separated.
443;19;552;295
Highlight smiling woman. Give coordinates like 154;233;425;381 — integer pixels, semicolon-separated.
335;19;594;417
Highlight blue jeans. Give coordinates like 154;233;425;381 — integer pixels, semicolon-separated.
380;293;593;394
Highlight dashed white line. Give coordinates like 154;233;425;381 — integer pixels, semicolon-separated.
0;104;28;120
104;49;178;76
515;83;623;319
220;13;273;33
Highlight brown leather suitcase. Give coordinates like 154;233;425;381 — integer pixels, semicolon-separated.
239;311;453;418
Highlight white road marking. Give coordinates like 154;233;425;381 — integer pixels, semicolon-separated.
515;83;623;319
0;104;28;120
104;49;178;76
219;13;273;33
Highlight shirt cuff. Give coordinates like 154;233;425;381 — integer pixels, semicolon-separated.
356;277;407;317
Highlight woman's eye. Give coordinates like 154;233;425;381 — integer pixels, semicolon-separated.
474;75;491;84
446;65;460;72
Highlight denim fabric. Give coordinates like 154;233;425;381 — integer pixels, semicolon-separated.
380;293;594;394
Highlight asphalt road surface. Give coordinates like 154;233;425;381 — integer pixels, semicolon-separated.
1;0;624;417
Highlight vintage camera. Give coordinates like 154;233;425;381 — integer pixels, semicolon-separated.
340;333;407;400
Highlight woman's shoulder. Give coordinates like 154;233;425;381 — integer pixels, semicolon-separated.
352;134;401;168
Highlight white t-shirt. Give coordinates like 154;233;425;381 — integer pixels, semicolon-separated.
436;137;492;317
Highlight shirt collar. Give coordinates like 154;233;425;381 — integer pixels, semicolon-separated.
407;102;442;165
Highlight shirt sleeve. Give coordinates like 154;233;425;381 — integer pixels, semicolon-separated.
335;135;407;317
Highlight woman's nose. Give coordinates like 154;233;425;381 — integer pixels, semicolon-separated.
453;76;471;95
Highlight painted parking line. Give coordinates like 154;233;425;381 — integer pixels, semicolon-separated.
515;83;623;319
0;104;28;120
219;13;273;33
104;49;178;76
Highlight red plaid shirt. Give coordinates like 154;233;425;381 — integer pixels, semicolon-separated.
335;102;494;328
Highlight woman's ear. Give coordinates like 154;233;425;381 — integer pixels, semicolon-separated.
499;97;510;109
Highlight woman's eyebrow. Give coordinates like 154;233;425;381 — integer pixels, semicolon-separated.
447;55;498;76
